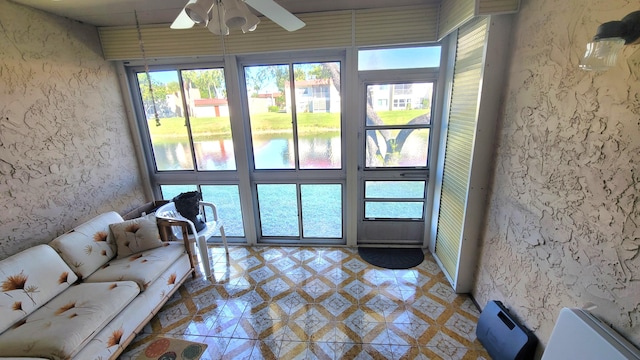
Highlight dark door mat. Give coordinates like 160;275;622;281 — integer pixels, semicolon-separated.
358;247;425;269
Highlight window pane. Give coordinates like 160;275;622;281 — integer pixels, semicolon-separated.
365;129;430;168
365;201;424;219
365;181;425;199
293;62;342;169
257;184;299;236
138;71;194;171
358;46;441;70
160;184;198;201
301;184;342;238
366;83;433;125
245;65;295;169
201;185;244;237
181;68;236;171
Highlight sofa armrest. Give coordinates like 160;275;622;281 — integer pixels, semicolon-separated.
156;219;196;277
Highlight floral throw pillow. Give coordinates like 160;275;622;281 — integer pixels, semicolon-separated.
110;215;163;259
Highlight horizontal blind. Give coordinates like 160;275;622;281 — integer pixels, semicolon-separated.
477;0;520;14
438;0;475;40
435;17;487;281
225;11;352;54
354;4;439;46
99;6;440;61
99;25;223;60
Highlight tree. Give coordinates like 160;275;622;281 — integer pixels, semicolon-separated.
320;63;428;166
308;64;331;80
138;73;169;104
137;73;171;126
181;69;225;99
245;67;270;96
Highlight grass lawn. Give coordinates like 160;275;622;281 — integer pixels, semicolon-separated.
147;110;427;142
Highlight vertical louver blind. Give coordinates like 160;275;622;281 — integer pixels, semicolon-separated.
437;0;519;40
435;17;487;281
438;0;475;41
477;0;520;15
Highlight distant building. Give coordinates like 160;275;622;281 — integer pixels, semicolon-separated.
284;79;340;113
166;82;229;118
193;98;229;117
248;92;282;114
368;83;431;111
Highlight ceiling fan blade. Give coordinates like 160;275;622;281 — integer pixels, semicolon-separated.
170;0;197;29
244;0;305;32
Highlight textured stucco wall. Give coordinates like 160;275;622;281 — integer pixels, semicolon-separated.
473;0;640;346
474;0;640;348
0;0;146;259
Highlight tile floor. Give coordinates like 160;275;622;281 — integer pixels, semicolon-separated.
120;246;490;359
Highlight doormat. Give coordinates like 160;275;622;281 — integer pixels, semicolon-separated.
358;247;424;269
136;337;207;360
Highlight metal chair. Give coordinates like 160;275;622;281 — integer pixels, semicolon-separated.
155;201;228;278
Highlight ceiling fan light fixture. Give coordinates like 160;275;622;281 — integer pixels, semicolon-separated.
223;0;247;29
238;0;260;33
225;9;247;28
242;13;260;33
185;0;214;25
207;2;230;35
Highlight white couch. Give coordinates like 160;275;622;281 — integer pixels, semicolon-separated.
0;211;194;360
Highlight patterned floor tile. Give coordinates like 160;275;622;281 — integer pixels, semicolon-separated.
121;246;490;360
425;332;469;359
444;312;478;342
279;340;309;359
249;339;280;360
222;338;256;359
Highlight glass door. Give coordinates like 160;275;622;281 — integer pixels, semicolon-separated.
242;60;345;244
358;81;434;244
356;46;441;245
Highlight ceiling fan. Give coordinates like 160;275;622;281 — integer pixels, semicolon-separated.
171;0;305;35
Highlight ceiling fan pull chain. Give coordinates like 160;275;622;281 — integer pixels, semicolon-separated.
135;10;161;127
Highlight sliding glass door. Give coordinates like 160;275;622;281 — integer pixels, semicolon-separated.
243;59;345;244
133;65;245;241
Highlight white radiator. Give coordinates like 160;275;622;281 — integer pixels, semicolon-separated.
542;308;640;360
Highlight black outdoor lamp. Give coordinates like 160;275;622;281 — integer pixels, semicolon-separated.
580;10;640;71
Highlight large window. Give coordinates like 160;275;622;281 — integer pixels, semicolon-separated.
134;66;245;240
128;44;441;246
244;62;342;170
136;68;235;171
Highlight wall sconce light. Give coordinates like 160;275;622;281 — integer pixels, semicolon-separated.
580;11;640;71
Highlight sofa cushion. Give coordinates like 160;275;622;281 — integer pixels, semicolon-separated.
49;211;123;280
110;214;163;259
72;254;193;360
0;281;139;360
84;242;186;290
0;245;78;334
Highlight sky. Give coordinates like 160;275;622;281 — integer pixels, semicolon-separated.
358;46;441;70
145;46;442;84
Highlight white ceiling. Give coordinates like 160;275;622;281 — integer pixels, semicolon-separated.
11;0;434;27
